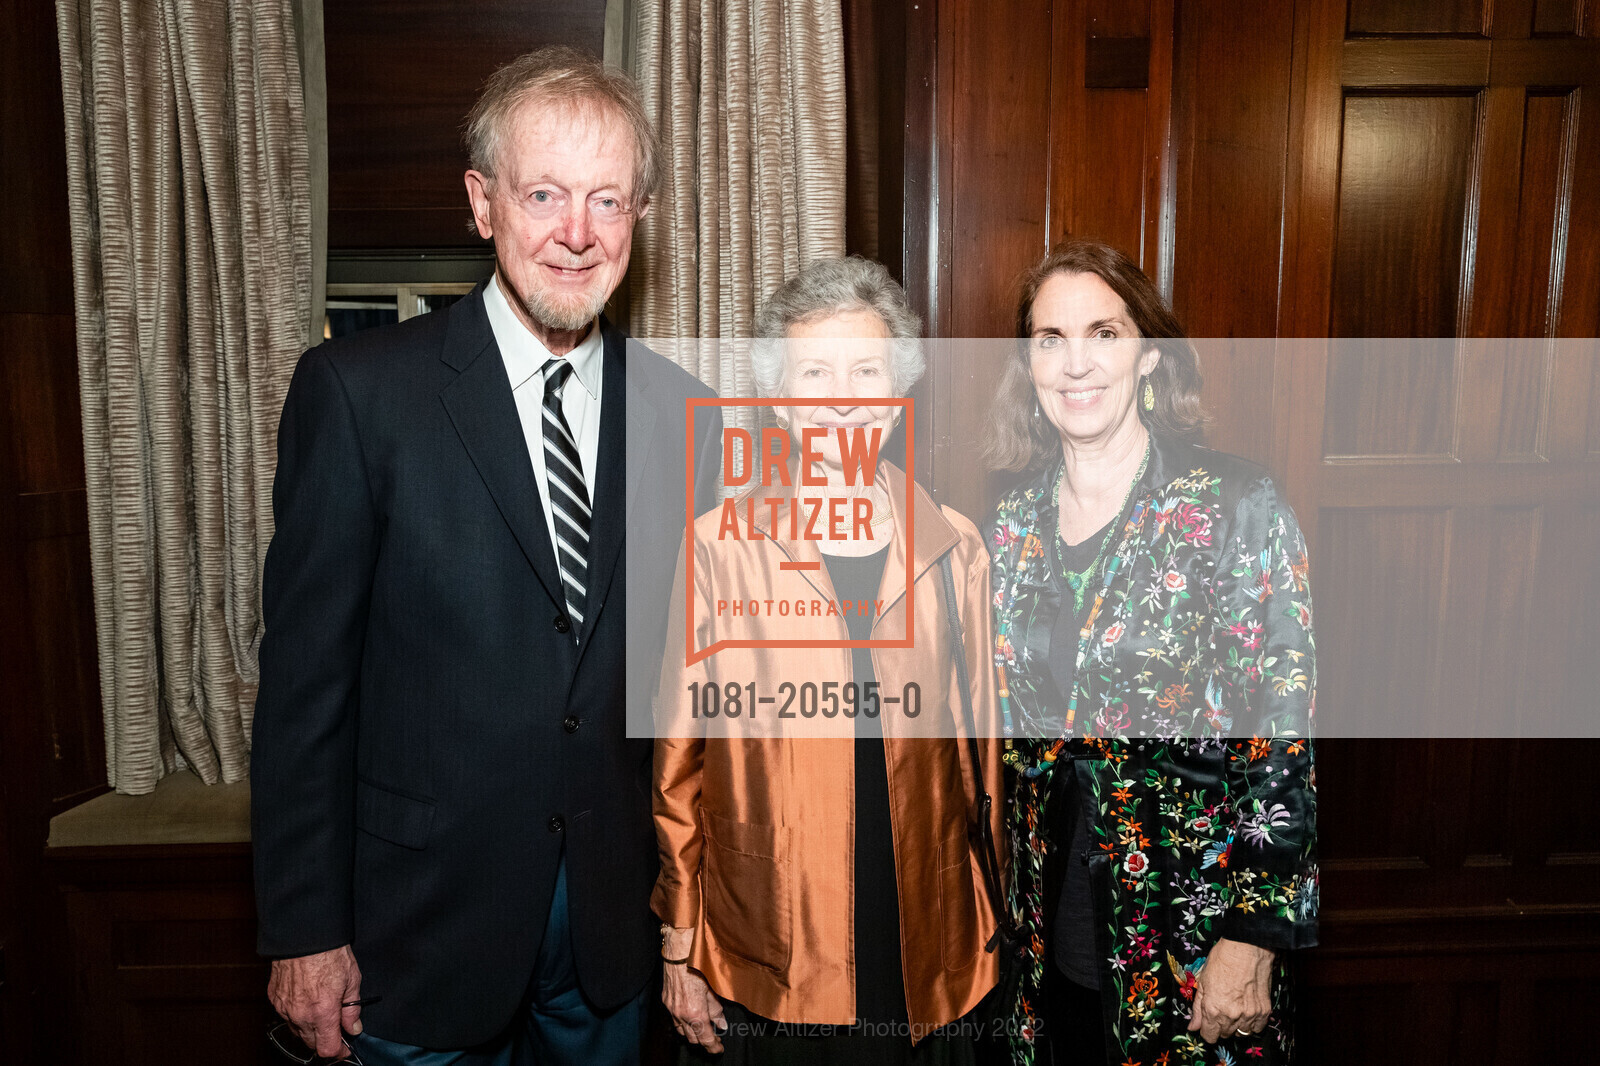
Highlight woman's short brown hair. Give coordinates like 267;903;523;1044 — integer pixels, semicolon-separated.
985;238;1206;472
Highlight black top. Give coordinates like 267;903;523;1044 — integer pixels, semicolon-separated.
1047;513;1116;989
821;545;905;1024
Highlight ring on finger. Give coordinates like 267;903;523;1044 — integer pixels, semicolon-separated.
1236;1028;1251;1036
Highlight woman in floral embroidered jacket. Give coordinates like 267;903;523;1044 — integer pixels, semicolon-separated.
981;240;1317;1066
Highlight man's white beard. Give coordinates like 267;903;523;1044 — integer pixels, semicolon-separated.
521;284;606;333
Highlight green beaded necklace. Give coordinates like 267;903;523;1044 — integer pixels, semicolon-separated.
1054;440;1151;615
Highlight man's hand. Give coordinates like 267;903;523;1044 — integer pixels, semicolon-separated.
1187;937;1274;1044
269;945;364;1060
661;926;726;1053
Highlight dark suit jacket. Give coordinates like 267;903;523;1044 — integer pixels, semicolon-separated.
251;284;722;1048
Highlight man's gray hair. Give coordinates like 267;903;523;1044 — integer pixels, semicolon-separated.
463;46;661;205
751;257;925;396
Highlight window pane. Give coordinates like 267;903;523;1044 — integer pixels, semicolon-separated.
325;296;398;339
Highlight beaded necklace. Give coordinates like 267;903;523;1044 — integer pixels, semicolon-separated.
1054;441;1150;615
1022;493;1151;777
999;441;1152;771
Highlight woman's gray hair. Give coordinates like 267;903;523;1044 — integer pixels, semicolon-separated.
751;257;925;396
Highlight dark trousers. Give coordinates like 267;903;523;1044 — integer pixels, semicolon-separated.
351;858;650;1066
1041;963;1108;1066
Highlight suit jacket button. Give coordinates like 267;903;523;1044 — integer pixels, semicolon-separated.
548;815;565;833
562;715;580;734
553;616;571;633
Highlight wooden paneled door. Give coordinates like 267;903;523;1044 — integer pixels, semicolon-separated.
1277;3;1600;1059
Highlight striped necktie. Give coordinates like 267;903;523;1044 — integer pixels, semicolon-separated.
540;358;590;630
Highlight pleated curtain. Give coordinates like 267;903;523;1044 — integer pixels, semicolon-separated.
56;0;325;794
628;0;847;400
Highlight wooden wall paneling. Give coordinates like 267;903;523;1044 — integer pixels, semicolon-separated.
1589;350;1600;455
1468;505;1543;734
943;0;1051;339
1503;502;1600;905
898;0;942;333
0;316;49;1065
894;0;941;496
1550;87;1600;321
1049;3;1149;266
1045;0;1086;248
1167;2;1297;470
55;847;272;1066
1275;0;1346;574
1497;93;1569;453
1493;0;1540;39
843;0;881;263
1547;87;1600;459
2;314;86;494
1143;0;1175;294
1048;0;1175;285
1529;0;1580;35
843;0;875;260
1323;94;1478;460
0;0;74;318
1328;94;1478;340
323;0;607;249
27;531;105;808
1316;507;1452;734
1458;89;1533;461
1492;37;1600;84
926;0;1050;517
0;0;102;1059
1303;976;1499;1064
844;0;913;275
1303;925;1600;1066
1;311;105;814
1533;0;1582;35
1280;0;1600;994
1341;38;1492;87
1346;0;1489;36
1168;0;1295;340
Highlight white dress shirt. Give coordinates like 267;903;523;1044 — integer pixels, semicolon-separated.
484;275;603;560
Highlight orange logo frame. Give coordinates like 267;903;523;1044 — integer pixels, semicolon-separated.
683;397;916;668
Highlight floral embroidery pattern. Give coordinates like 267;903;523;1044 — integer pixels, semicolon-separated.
986;441;1319;1066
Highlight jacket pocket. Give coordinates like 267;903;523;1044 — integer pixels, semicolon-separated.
355;778;436;850
700;808;792;972
937;827;980;971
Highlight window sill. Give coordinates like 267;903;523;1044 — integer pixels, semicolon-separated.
46;769;250;852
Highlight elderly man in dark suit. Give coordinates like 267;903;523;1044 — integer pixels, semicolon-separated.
252;47;720;1065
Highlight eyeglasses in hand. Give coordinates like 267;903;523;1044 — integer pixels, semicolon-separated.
267;1021;366;1065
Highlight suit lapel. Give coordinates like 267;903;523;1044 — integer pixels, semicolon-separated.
437;287;565;612
621;339;658;528
572;318;642;647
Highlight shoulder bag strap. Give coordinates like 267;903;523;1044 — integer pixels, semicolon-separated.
938;555;1019;949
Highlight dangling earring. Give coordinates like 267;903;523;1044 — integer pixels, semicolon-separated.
1142;378;1156;412
1032;399;1043;420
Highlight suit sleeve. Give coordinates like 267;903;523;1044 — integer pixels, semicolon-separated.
251;348;378;958
1214;475;1319;952
693;403;724;518
651;533;712;929
651;383;720;931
